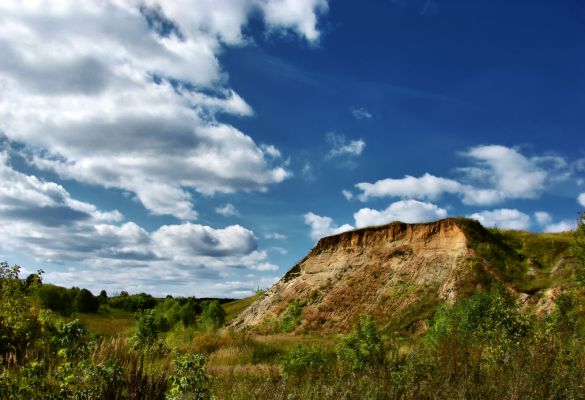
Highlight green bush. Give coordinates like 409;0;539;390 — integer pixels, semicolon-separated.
280;345;327;376
199;301;226;332
336;315;385;370
280;300;304;333
167;353;212;400
426;286;529;348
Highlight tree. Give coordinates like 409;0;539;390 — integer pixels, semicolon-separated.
199;300;226;332
74;288;100;313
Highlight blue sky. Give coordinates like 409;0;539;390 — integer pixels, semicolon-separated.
0;0;583;297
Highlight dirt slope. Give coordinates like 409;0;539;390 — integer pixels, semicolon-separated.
230;219;480;332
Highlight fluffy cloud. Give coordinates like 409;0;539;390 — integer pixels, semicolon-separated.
215;203;239;217
534;211;553;226
304;212;353;241
356;173;461;202
0;0;328;219
326;133;366;158
0;152;276;295
467;209;531;231
305;200;447;240
543;220;575;233
579;193;585;208
353;145;572;206
353;200;447;228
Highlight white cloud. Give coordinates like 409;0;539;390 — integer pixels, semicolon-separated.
544;220;575;233
356;173;461;202
534;211;552;226
305;200;447;240
0;152;276;295
353;200;447;228
259;0;329;43
326;133;366;158
0;0;328;220
579;193;585;208
342;189;354;200
353;145;572;207
304;212;353;241
351;107;372;120
215;203;239;217
265;232;286;240
468;209;531;231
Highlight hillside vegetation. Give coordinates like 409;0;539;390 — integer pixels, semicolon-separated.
1;215;585;399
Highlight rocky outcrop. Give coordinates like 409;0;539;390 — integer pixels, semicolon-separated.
230;219;488;333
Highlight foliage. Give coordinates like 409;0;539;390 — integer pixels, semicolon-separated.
426;286;529;348
280;300;304;333
279;345;327;376
199;300;226;332
130;309;166;353
336;315;385;370
167;354;213;400
108;292;158;312
155;297;201;331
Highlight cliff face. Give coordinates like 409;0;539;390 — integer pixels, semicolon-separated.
230;219;486;333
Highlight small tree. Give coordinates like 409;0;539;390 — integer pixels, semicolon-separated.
336;315;385;370
74;288;100;313
199;300;226;332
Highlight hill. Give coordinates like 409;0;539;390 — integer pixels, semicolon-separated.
229;218;576;333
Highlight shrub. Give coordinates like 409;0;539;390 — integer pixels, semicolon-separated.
280;345;327;376
199;301;226;332
167;354;212;400
74;288;100;313
336;315;385;370
280;300;304;333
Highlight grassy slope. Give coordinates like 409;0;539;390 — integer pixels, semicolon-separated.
223;296;256;323
77;307;136;338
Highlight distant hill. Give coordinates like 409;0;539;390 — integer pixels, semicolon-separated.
229;218;576;333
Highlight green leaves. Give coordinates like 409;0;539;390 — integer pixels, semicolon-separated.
336;315;385;371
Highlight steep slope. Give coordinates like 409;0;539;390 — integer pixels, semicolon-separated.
230;218;575;334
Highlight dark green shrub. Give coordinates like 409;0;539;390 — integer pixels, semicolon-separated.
280;345;327;376
336;315;385;370
74;288;100;313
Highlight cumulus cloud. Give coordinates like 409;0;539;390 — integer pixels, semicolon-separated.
353;145;572;206
356;173;461;202
0;151;276;295
468;209;531;231
304;212;353;241
351;107;372;120
543;220;575;233
305;200;447;240
353;200;447;228
579;193;585;208
326;133;366;159
534;211;553;226
0;0;328;219
215;203;239;217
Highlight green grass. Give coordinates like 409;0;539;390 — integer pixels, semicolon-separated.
77;307;136;338
223;296;256;322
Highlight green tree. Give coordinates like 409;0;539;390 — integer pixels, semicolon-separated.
74;288;100;313
199;300;226;332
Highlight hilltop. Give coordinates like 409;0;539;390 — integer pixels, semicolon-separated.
230;218;576;333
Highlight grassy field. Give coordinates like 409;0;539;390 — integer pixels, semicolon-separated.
77;307;136;338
